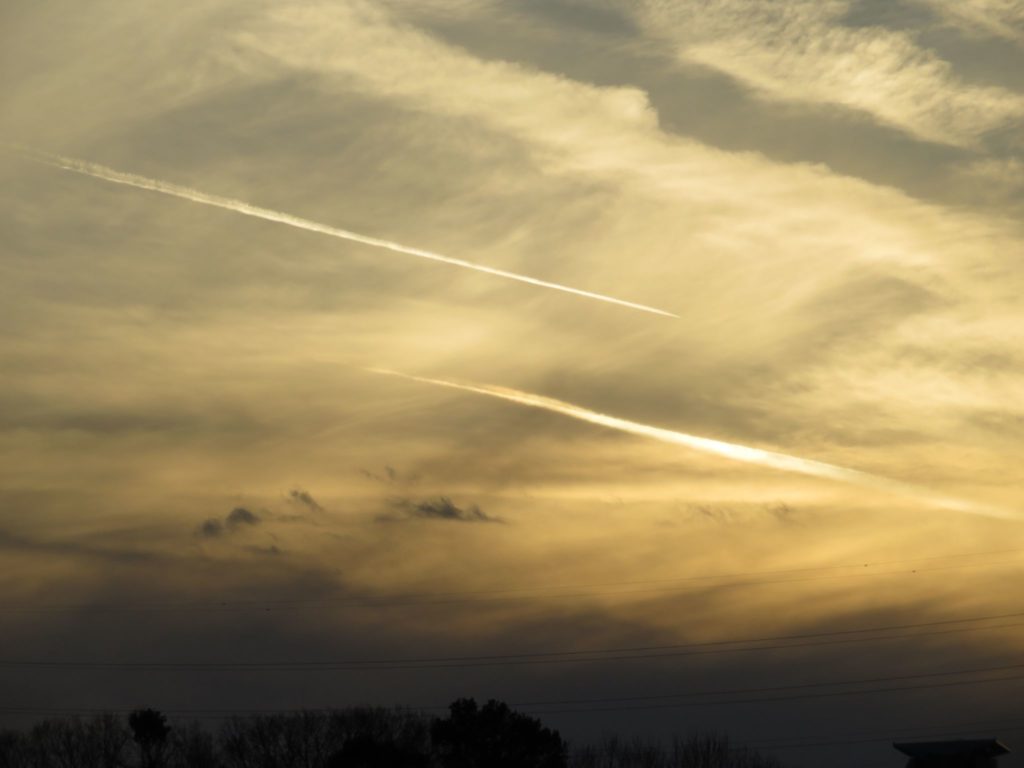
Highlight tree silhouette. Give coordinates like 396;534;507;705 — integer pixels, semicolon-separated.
326;732;430;768
170;721;221;768
0;706;796;768
129;709;171;768
431;698;567;768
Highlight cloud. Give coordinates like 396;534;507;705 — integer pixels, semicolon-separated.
371;369;1018;520
386;496;501;523
288;489;323;512
230;0;1023;288
912;0;1024;41
226;507;260;527
360;466;400;485
624;0;1024;146
4;3;1024;754
197;507;261;538
671;501;800;527
12;147;675;319
197;519;224;538
951;156;1024;207
40;0;1016;526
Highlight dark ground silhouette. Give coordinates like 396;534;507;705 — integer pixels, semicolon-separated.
0;699;789;768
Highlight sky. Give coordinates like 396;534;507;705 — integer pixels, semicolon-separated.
1;0;1024;765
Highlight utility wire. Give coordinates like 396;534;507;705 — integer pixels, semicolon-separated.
509;661;1024;707
521;673;1024;715
4;670;1024;720
0;612;1021;671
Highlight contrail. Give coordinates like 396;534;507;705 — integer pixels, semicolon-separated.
370;369;1018;521
10;146;677;318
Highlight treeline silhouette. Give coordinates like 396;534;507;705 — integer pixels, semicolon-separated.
0;699;788;768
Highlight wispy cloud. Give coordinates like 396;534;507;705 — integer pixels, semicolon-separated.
231;0;1021;286
384;496;501;523
288;488;323;512
9;146;677;319
627;0;1024;146
371;369;1018;520
913;0;1024;42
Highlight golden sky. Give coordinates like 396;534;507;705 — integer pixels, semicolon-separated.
2;1;1024;764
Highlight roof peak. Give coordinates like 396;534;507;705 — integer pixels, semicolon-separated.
894;740;1011;759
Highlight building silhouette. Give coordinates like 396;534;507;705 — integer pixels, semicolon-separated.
894;739;1011;768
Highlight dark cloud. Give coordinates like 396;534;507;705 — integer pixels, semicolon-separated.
361;465;401;485
765;502;800;525
662;503;802;527
226;507;260;528
288;489;323;512
197;508;260;538
197;519;224;538
386;496;502;524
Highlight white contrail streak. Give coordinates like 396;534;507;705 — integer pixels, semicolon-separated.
11;146;677;318
370;369;1019;521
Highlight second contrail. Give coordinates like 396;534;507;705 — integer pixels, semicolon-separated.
370;369;1018;521
11;147;677;318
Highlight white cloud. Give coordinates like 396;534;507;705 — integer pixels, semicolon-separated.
914;0;1024;41
215;0;1024;511
623;0;1024;146
231;0;1023;289
952;155;1024;205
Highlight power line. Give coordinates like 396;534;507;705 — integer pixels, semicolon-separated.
510;661;1024;707
521;673;1024;715
3;671;1023;719
0;612;1021;671
4;671;1024;721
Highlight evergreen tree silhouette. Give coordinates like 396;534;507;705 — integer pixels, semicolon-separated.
431;698;566;768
